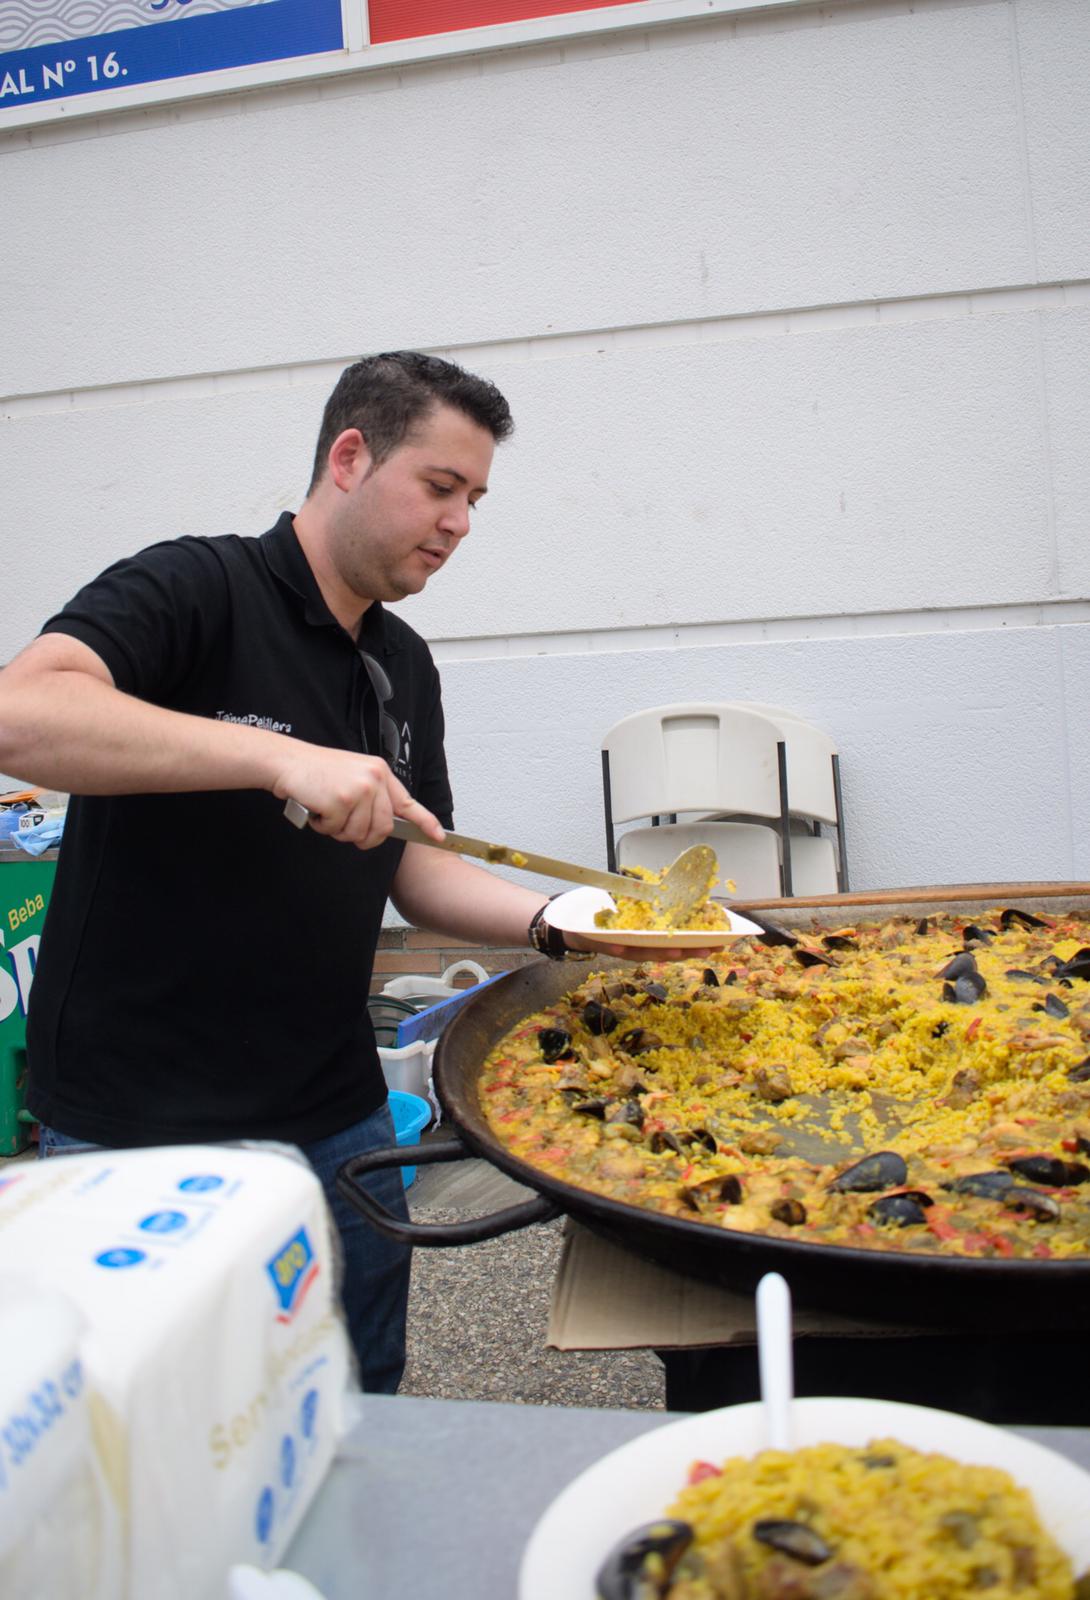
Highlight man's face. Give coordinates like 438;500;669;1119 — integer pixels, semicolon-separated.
330;403;495;604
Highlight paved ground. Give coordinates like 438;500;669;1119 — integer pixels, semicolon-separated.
400;1151;665;1410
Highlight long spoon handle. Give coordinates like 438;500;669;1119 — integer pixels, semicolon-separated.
756;1272;794;1451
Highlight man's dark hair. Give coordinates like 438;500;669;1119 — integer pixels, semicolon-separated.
307;350;514;491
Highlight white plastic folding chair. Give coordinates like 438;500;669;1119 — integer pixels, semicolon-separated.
602;703;849;896
601;704;791;895
698;702;848;892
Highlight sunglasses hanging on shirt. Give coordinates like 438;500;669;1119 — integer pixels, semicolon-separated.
357;649;401;768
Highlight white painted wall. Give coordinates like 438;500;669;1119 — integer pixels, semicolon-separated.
2;0;1088;903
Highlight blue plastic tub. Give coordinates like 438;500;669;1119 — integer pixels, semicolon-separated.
388;1089;431;1187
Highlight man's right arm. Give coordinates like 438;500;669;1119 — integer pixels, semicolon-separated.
0;634;444;849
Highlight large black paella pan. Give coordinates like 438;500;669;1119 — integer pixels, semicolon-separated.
337;889;1090;1332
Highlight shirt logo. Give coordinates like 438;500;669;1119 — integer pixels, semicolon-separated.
215;710;293;735
391;720;413;784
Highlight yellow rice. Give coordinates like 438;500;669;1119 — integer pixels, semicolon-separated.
658;1437;1078;1599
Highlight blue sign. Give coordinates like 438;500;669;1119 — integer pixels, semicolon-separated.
0;1;344;113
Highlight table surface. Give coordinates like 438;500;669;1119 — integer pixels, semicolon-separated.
284;1394;1090;1599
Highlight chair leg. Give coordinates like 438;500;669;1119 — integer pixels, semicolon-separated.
602;749;617;873
831;753;849;892
776;740;793;897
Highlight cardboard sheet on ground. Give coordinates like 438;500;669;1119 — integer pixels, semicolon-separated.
546;1221;938;1349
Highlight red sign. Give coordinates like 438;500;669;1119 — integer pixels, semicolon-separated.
369;1;641;46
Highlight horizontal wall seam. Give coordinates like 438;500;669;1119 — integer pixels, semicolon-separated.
427;599;1090;661
2;278;1088;416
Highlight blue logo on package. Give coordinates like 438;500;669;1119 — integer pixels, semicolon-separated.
138;1210;188;1234
178;1175;223;1193
280;1434;296;1488
95;1247;146;1270
266;1227;318;1322
255;1486;275;1545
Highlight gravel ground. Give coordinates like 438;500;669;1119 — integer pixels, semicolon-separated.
400;1202;665;1410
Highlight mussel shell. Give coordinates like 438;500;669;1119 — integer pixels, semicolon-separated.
940;952;980;980
794;947;837;969
1032;993;1070;1019
942;1170;1015;1199
752;1520;833;1566
829;1150;908;1193
596;1520;694;1600
1004;969;1047;984
606;1099;646;1130
1000;908;1050;930
1068;1057;1090;1083
583;1000;618;1035
701;967;720;987
649;1130;685;1156
770;1197;807;1226
539;1027;575;1063
822;934;859;951
868;1193;931;1227
617;1029;664;1056
1003;1186;1061;1221
943;972;988;1005
961;924;994;945
1006;1155;1075;1187
1056;948;1090;982
571;1098;609;1119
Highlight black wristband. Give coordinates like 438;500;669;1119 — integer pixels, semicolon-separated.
528;897;568;961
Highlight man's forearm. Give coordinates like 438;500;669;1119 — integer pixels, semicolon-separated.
0;663;288;796
390;844;548;948
0;637;445;851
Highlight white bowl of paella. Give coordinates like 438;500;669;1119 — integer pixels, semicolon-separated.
519;1397;1090;1600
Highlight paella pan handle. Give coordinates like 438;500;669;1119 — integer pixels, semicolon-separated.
334;1133;561;1246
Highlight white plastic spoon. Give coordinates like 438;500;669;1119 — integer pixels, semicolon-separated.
756;1271;794;1451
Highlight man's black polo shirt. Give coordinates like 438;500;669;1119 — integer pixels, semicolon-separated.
26;513;454;1147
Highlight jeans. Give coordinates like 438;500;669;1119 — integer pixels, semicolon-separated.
37;1103;412;1395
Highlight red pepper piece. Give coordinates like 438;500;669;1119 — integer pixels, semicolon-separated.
688;1461;722;1484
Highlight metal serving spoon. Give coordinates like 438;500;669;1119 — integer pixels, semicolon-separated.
282;799;717;925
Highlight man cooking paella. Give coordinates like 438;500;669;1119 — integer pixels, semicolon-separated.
0;350;708;1393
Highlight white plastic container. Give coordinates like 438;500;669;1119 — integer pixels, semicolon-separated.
377;1036;436;1104
380;959;488;1004
376;961;488;1119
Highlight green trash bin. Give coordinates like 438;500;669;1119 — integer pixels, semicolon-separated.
1;853;57;1155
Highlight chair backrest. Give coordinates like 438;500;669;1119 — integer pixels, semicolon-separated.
617;820;782;900
705;703;839;823
602;704;784;824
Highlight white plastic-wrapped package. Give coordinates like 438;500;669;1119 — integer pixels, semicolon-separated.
0;1145;351;1600
0;1280;122;1600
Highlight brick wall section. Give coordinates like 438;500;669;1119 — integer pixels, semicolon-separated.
371;927;538;990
